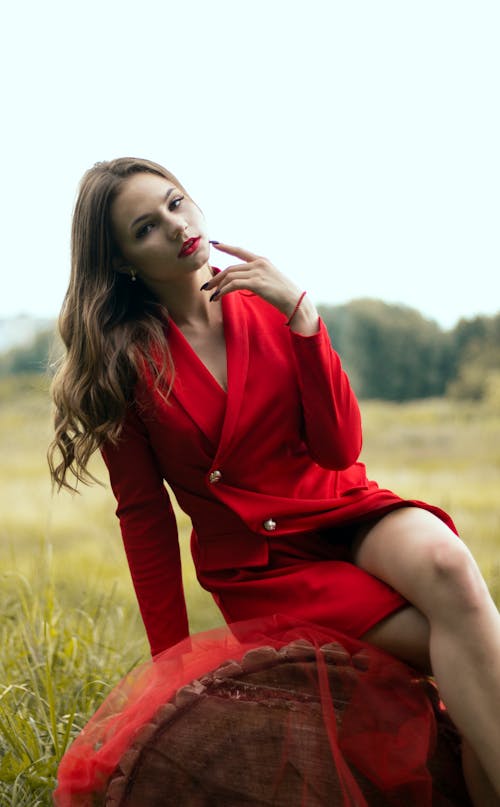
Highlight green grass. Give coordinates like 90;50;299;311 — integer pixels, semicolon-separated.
0;375;499;805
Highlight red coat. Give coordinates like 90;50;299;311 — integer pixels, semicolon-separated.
101;290;455;655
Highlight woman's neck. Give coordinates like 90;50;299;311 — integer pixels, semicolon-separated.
151;262;218;328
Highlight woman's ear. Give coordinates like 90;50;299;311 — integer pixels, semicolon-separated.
112;257;136;279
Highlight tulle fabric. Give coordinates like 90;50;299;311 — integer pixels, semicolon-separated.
53;615;463;807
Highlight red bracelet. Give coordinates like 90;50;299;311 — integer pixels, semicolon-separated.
285;291;307;326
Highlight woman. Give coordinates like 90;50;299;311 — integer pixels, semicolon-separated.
49;157;500;802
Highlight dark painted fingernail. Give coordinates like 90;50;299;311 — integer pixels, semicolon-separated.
200;282;210;291
209;240;220;245
209;291;220;302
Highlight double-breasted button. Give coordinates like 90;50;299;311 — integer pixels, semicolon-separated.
263;518;277;532
208;469;222;484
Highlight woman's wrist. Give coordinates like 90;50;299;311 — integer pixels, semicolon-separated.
285;293;320;336
285;291;307;326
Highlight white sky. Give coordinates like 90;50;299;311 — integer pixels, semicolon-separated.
1;0;499;329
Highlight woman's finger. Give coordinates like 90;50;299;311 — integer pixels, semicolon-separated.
206;266;255;294
210;242;260;262
202;262;252;290
209;270;257;301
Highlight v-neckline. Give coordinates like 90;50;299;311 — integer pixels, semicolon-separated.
168;297;228;395
165;289;250;463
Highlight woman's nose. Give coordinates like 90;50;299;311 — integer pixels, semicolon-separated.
163;213;188;240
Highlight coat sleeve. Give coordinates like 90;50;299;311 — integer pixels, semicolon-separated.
100;404;189;657
288;317;363;470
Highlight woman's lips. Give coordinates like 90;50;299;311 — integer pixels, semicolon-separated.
178;237;201;257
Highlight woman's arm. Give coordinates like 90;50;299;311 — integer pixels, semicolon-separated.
288;317;363;470
100;405;189;657
203;242;362;470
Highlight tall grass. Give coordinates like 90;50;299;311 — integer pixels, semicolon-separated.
0;555;145;805
0;375;499;805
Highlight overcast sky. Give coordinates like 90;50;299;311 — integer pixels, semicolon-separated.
1;0;498;329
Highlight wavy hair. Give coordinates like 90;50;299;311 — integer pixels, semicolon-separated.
48;157;191;491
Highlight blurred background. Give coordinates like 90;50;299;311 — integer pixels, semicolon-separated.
1;0;499;329
0;2;499;803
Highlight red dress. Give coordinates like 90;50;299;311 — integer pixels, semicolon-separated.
100;288;457;657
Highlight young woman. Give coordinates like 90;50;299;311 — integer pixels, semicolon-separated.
49;157;500;802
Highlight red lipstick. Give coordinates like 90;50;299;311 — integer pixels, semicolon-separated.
178;237;201;257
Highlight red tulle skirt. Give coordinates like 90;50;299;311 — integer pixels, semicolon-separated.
53;615;469;807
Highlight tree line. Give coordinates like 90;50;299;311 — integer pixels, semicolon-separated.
317;300;499;402
1;301;499;402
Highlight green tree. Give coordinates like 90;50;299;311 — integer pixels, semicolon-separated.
318;299;453;400
448;313;500;401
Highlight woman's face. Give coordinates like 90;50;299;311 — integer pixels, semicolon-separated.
111;171;210;284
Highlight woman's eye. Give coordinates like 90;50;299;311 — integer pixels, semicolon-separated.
169;195;184;210
134;196;185;238
136;223;154;239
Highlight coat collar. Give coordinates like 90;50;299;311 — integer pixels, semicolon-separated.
167;291;249;461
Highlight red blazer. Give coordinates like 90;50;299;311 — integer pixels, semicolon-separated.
101;290;452;655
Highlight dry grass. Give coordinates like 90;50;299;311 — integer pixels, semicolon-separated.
1;376;498;639
0;375;499;804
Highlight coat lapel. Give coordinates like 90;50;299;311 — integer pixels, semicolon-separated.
214;291;250;463
167;319;226;445
166;291;249;457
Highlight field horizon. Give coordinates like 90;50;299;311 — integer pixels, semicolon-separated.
1;375;499;804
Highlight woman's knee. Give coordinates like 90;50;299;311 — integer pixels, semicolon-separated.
353;508;489;620
427;538;487;616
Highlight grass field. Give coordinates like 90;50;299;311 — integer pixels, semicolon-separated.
0;374;499;805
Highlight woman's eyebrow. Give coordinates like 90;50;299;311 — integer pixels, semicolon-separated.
129;188;175;230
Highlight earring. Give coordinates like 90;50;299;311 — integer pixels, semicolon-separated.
130;268;137;282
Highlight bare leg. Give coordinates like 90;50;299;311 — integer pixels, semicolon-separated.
352;507;500;798
361;606;499;805
361;604;431;672
462;741;500;807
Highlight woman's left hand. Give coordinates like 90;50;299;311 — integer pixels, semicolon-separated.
203;242;303;320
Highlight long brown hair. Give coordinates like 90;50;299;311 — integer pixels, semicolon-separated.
48;157;191;491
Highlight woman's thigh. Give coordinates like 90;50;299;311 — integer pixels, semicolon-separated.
353;509;441;671
352;506;484;618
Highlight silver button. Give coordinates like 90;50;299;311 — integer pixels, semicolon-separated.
209;469;222;484
263;518;277;532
